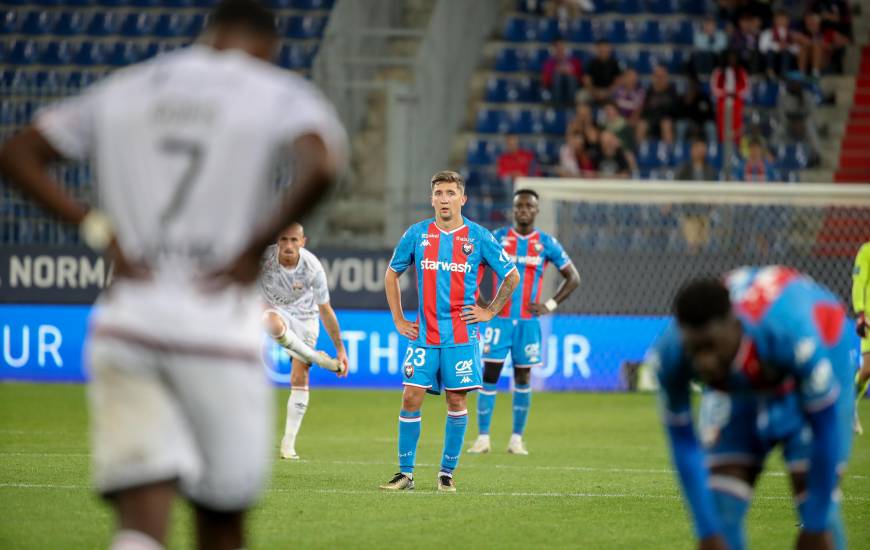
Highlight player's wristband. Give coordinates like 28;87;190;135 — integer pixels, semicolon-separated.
79;209;114;252
544;299;558;312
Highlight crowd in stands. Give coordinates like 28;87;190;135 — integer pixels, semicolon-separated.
488;0;853;188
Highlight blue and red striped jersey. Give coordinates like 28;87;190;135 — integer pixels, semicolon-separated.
389;217;516;348
492;227;572;320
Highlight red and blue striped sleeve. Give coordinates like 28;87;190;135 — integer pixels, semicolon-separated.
389;226;417;274
480;228;516;279
544;234;572;270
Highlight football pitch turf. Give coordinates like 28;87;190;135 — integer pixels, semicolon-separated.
1;384;868;549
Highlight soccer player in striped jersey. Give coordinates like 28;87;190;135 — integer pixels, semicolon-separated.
379;170;519;492
468;189;580;455
651;267;856;550
852;241;870;434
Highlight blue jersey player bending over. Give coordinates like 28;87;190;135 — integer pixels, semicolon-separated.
379;170;519;492
468;189;580;455
650;267;856;550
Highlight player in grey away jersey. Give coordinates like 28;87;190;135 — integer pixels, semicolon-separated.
0;1;347;549
261;222;349;460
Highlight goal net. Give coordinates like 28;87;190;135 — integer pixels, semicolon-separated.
512;178;870;392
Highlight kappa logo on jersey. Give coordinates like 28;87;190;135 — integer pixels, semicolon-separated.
404;363;414;378
462;242;474;255
420;259;472;273
454;359;474;375
421;239;430;247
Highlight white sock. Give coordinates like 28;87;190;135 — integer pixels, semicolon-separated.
110;530;163;550
478;434;490;442
282;388;309;448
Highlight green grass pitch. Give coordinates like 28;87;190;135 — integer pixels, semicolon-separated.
1;383;868;549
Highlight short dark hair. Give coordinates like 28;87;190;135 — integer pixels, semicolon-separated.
430;170;465;192
673;277;732;328
513;188;539;200
208;0;277;35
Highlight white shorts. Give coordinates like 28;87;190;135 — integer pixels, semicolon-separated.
86;335;273;512
267;309;320;361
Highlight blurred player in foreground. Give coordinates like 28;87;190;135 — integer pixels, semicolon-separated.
649;267;856;550
380;170;518;492
261;222;348;460
467;189;579;455
852;241;870;434
0;1;347;548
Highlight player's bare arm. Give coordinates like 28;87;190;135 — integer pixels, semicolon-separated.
207;133;339;287
385;268;419;340
318;302;349;378
461;269;519;324
529;263;581;316
0;127;146;278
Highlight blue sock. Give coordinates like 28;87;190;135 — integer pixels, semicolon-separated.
477;383;497;435
711;487;750;550
512;384;531;435
398;410;421;474
440;410;468;474
798;499;845;550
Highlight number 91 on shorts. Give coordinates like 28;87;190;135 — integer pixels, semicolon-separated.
402;343;482;395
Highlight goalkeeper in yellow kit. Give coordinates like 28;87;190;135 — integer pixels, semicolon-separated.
854;241;870;434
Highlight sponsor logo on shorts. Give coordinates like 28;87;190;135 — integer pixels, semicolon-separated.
454;359;474;375
404;363;414;378
461;242;474;255
524;343;540;362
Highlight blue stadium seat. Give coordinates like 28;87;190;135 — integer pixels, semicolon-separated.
285;15;326;39
630;50;653;75
667;49;685;73
671;140;690;166
636;21;661;44
75;41;111;66
647;0;676;14
777;143;809;170
22;10;58;35
503;17;528;42
668;20;694;45
617;0;643;14
154;13;192;37
603;20;628;44
485;77;508;103
1;10;25;34
279;43;317;70
679;0;707;15
542;108;567;134
524;47;549;72
120;13;158;36
495;48;519;72
532;137;559;164
290;0;334;8
593;0;613;12
509;109;540;134
9;40;39;65
55;11;90;36
475;109;508;134
535;18;560;42
128;0;161;6
41;41;77;65
516;77;540;102
108;42;143;66
752;80;780;108
566;19;594;43
88;12;124;35
466;139;499;166
515;0;545;13
164;0;195;6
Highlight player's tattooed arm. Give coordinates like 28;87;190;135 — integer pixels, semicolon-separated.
462;269;519;323
529;263;580;316
385;268;419;340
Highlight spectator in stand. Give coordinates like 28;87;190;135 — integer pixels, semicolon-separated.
711;50;750;144
692;17;729;76
567;101;598;141
676;137;719;182
636;65;678;145
675;139;718;252
735;137;777;182
795;11;848;78
596;130;632;178
675;78;717;145
760;10;800;78
497;134;537;180
557;132;598;177
807;0;852;73
602;101;635;151
584;40;623;105
777;74;822;167
542;40;584;108
611;68;645;127
730;12;764;74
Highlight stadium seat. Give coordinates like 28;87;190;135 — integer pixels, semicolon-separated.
154;13;192;37
476;109;508;134
485;77;508;103
630;50;653;75
535;18;560;43
617;0;643;14
752;80;780;108
108;42;143;66
41;41;77;66
509;109;541;134
668;20;694;45
636;21;661;45
495;48;519;72
503;17;528;42
516;77;540;102
9;40;39;65
678;0;707;15
542;108;567;135
120;13;158;37
603;20;628;44
290;0;334;8
532;137;559;164
286;15;327;39
466;139;500;166
566;19;594;43
524;47;550;73
777;143;809;171
21;10;58;35
1;10;25;34
645;0;675;14
88;12;124;35
55;11;90;36
667;49;685;74
75;41;111;66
